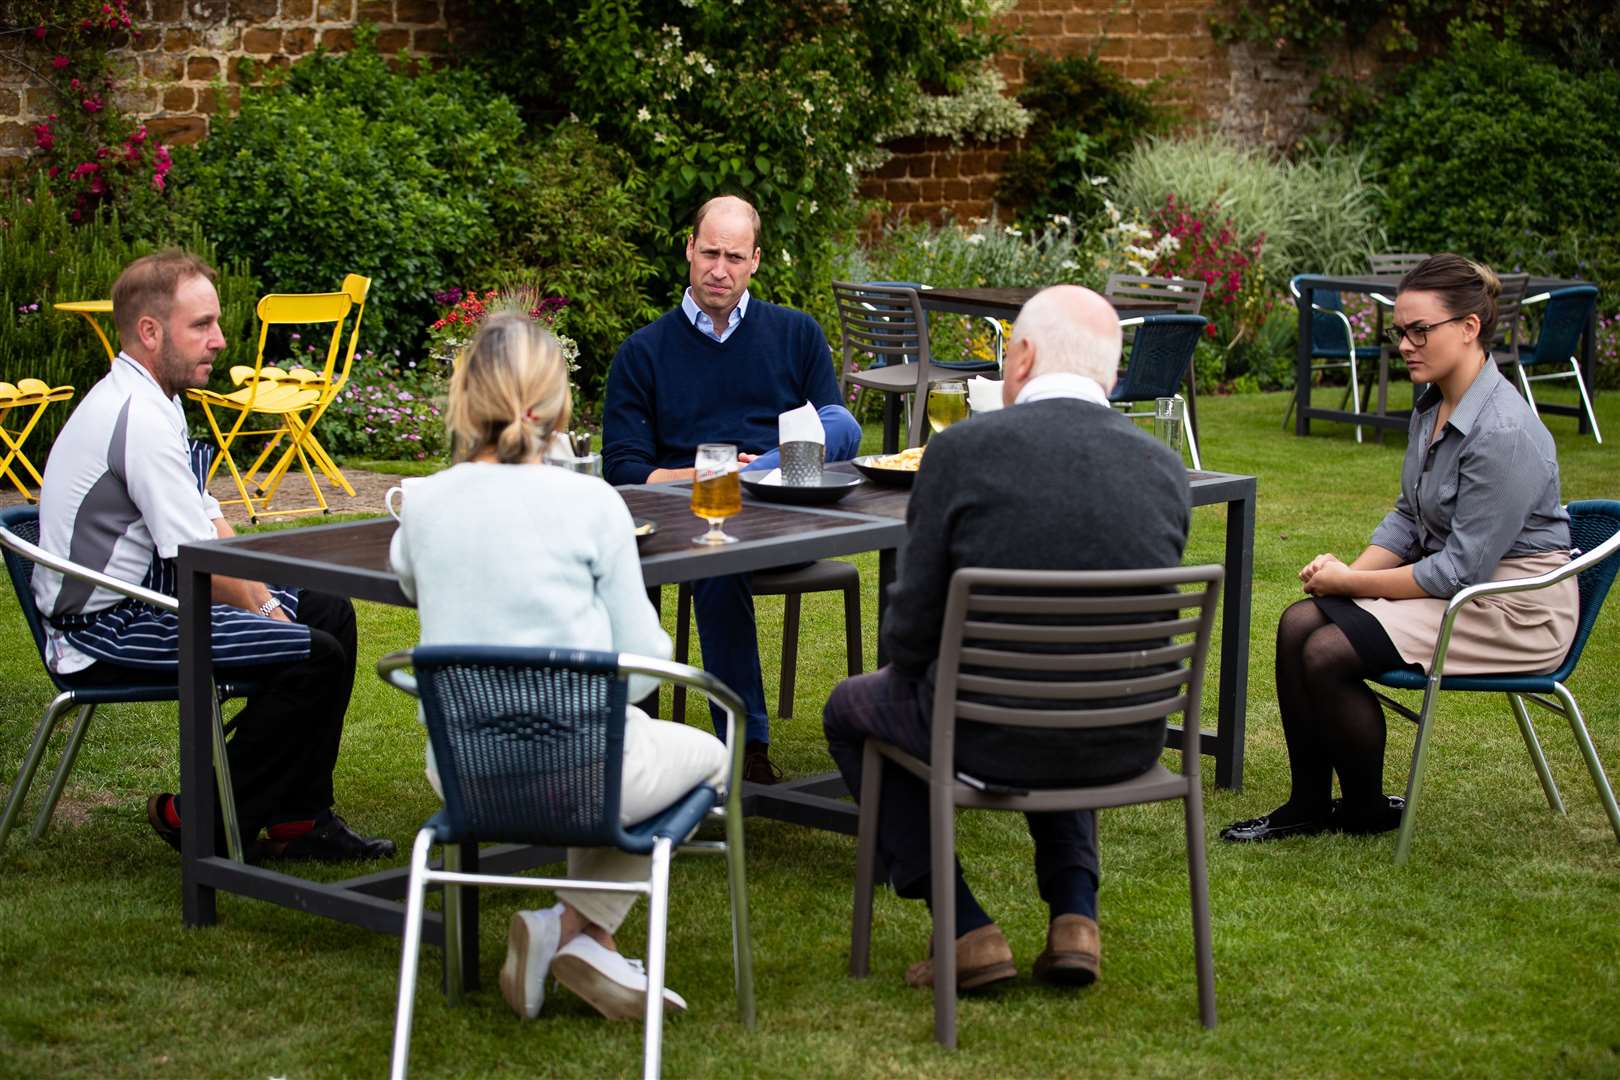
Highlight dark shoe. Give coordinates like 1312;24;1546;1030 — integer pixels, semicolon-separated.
1219;807;1333;843
905;923;1017;992
1033;913;1100;988
266;813;395;862
146;793;181;854
742;741;783;786
1331;794;1406;836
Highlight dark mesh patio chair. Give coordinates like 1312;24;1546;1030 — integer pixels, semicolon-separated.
1511;285;1602;443
377;645;755;1080
833;281;968;453
0;505;250;861
1284;275;1383;443
1109;313;1207;469
849;565;1222;1048
1369;500;1620;864
1105;274;1207;438
671;560;861;724
1485;273;1533;369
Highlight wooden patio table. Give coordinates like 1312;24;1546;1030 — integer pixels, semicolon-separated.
1291;273;1599;439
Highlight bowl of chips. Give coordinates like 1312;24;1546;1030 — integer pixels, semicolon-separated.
850;446;924;488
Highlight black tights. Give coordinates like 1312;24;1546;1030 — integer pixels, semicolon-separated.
1272;600;1390;824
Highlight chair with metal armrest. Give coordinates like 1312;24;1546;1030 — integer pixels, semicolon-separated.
1509;285;1601;443
0;505;251;862
1110;314;1206;469
1368;500;1620;864
377;645;755;1080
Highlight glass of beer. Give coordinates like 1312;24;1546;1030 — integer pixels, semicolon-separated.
691;443;742;545
926;380;968;433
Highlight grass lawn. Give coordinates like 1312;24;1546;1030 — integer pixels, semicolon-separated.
2;387;1618;1078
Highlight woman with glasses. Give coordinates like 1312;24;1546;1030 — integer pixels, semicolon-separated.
1223;254;1578;843
389;311;729;1019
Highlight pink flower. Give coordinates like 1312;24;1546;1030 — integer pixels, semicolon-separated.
33;24;46;39
151;173;166;191
82;96;104;114
52;54;70;69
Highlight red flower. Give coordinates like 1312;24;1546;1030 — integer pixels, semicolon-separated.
52;54;70;69
33;24;46;39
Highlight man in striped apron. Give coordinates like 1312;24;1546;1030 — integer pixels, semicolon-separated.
32;251;393;862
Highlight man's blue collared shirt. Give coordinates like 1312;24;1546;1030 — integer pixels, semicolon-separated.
681;288;749;343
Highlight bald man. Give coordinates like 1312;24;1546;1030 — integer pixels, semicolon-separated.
603;195;860;783
822;286;1192;995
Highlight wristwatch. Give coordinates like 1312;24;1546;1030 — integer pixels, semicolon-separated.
257;596;283;618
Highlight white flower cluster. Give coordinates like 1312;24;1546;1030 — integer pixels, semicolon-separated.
883;64;1031;144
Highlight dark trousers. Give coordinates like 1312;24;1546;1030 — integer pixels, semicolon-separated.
822;665;1100;905
62;590;357;841
692;573;769;745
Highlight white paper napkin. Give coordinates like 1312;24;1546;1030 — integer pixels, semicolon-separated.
779;400;825;445
968;376;1004;414
545;431;576;461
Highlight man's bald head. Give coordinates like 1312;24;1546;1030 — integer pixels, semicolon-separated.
1009;285;1122;388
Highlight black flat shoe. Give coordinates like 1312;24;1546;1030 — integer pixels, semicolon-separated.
1331;794;1406;836
266;813;395;862
1219;810;1333;843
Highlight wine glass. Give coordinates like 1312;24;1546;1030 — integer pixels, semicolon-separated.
690;443;742;545
926;380;968;433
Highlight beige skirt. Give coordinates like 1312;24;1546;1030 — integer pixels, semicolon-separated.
1352;551;1579;675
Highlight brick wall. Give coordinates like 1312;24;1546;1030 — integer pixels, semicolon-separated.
0;0;459;164
859;0;1356;222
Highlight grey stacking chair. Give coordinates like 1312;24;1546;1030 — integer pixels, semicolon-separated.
849;564;1222;1048
0;504;249;861
377;645;754;1080
671;561;861;723
832;281;964;453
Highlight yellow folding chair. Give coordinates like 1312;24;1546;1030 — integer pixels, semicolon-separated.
0;379;75;502
187;289;354;522
52;300;117;363
237;274;371;508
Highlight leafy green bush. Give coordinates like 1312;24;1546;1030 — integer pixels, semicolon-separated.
170;31;524;359
315;353;446;462
479;123;661;401
1109;133;1386;280
0;177;258;453
1363;26;1620;309
996;51;1169;225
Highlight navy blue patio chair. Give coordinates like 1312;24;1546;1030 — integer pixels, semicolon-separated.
1511;285;1602;444
1110;313;1207;469
1284;276;1383;443
1369;500;1620;864
0;505;250;861
377;645;754;1080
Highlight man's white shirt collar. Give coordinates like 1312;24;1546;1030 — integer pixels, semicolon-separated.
681;288;750;342
1015;372;1112;408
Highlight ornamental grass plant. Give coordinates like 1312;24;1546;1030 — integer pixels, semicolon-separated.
2;392;1617;1077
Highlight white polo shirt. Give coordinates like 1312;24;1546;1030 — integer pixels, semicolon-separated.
33;353;222;673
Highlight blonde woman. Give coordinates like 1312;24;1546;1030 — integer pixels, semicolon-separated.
389;311;728;1020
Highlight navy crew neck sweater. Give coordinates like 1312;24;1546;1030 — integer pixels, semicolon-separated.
602;299;842;485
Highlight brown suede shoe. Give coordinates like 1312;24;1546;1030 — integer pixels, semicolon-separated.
904;923;1017;992
1032;914;1100;987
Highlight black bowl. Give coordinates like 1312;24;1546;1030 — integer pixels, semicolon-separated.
849;455;917;488
739;470;864;506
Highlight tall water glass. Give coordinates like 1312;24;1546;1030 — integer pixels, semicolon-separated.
691;443;741;545
1154;396;1185;459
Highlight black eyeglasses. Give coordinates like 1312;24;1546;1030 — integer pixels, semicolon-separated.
1385;314;1465;348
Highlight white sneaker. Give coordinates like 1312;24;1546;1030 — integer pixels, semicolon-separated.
550;934;688;1020
499;904;563;1020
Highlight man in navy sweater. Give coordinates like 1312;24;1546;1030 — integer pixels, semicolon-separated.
603;195;860;783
